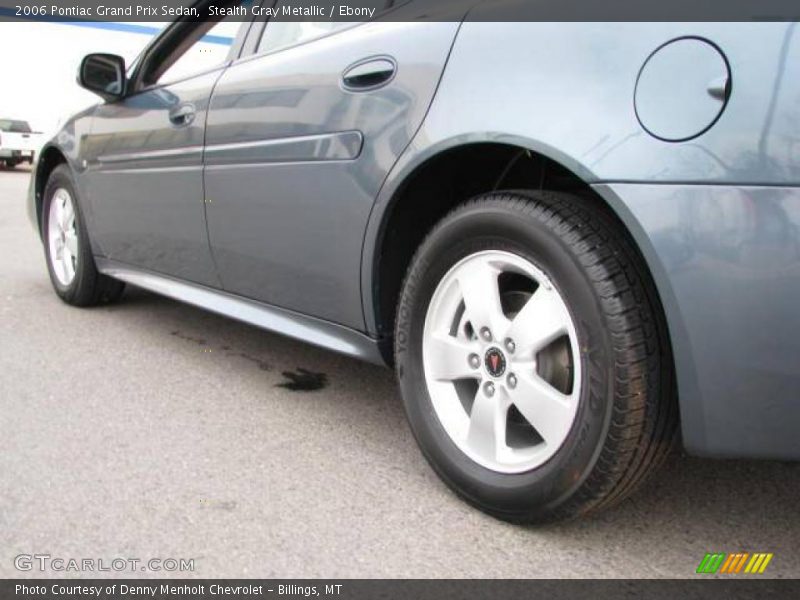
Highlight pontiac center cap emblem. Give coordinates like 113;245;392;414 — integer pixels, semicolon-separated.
484;348;506;378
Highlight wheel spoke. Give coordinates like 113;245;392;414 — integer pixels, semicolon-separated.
506;285;570;355
457;260;509;340
52;195;65;229
425;332;480;381
61;198;74;230
509;372;574;446
64;229;79;256
55;251;67;282
466;386;509;462
61;246;72;277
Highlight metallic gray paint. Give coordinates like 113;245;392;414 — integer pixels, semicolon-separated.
596;183;800;459
361;21;800;458
27;106;97;245
27;19;800;459
97;145;204;164
83;70;227;288
633;37;732;142
203;131;364;166
93;130;364;167
203;21;460;328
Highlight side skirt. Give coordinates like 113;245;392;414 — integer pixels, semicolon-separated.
96;258;388;366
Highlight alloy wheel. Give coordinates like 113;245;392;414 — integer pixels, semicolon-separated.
422;250;581;474
47;188;79;286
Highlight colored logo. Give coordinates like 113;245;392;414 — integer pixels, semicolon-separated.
484;348;506;377
696;552;774;574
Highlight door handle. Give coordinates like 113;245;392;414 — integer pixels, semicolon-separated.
342;57;396;91
169;103;196;127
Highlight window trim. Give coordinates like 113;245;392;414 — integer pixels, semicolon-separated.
253;21;362;59
237;0;273;58
126;1;256;97
242;0;410;61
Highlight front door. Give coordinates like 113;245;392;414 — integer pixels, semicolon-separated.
83;18;243;287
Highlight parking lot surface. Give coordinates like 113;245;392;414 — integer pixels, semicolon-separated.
1;167;799;578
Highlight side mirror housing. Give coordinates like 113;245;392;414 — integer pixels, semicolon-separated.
78;53;126;101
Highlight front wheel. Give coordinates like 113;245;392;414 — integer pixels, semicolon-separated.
42;164;125;306
395;191;677;522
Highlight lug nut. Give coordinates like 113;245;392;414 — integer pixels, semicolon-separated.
504;338;515;353
507;373;517;389
480;327;492;342
468;354;480;369
484;382;495;397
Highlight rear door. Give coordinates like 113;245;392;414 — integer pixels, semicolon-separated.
204;7;460;328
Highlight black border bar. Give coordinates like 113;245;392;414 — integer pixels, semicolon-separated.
4;579;800;600
1;0;799;23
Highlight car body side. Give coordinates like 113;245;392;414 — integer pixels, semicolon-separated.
28;18;800;460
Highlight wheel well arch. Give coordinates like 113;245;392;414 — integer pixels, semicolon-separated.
33;145;68;232
369;142;670;363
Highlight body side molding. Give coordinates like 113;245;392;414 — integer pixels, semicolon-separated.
96;146;204;164
96;131;363;167
203;130;363;166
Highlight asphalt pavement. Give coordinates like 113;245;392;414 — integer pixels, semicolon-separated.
1;166;799;578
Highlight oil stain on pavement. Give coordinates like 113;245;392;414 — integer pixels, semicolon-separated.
277;368;328;392
170;329;325;390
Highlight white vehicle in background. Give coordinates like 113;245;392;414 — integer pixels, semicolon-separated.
0;119;42;168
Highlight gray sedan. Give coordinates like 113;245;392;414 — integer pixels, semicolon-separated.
27;1;800;522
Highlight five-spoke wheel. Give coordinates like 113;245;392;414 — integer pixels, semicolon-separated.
423;250;580;473
396;191;676;522
42;164;125;305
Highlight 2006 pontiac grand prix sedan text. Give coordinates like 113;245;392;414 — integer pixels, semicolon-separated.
27;0;800;522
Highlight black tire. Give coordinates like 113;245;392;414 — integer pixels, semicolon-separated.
395;190;677;523
6;160;18;169
42;164;125;306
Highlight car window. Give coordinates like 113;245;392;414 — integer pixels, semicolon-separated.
156;19;242;86
0;119;32;133
257;1;396;55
